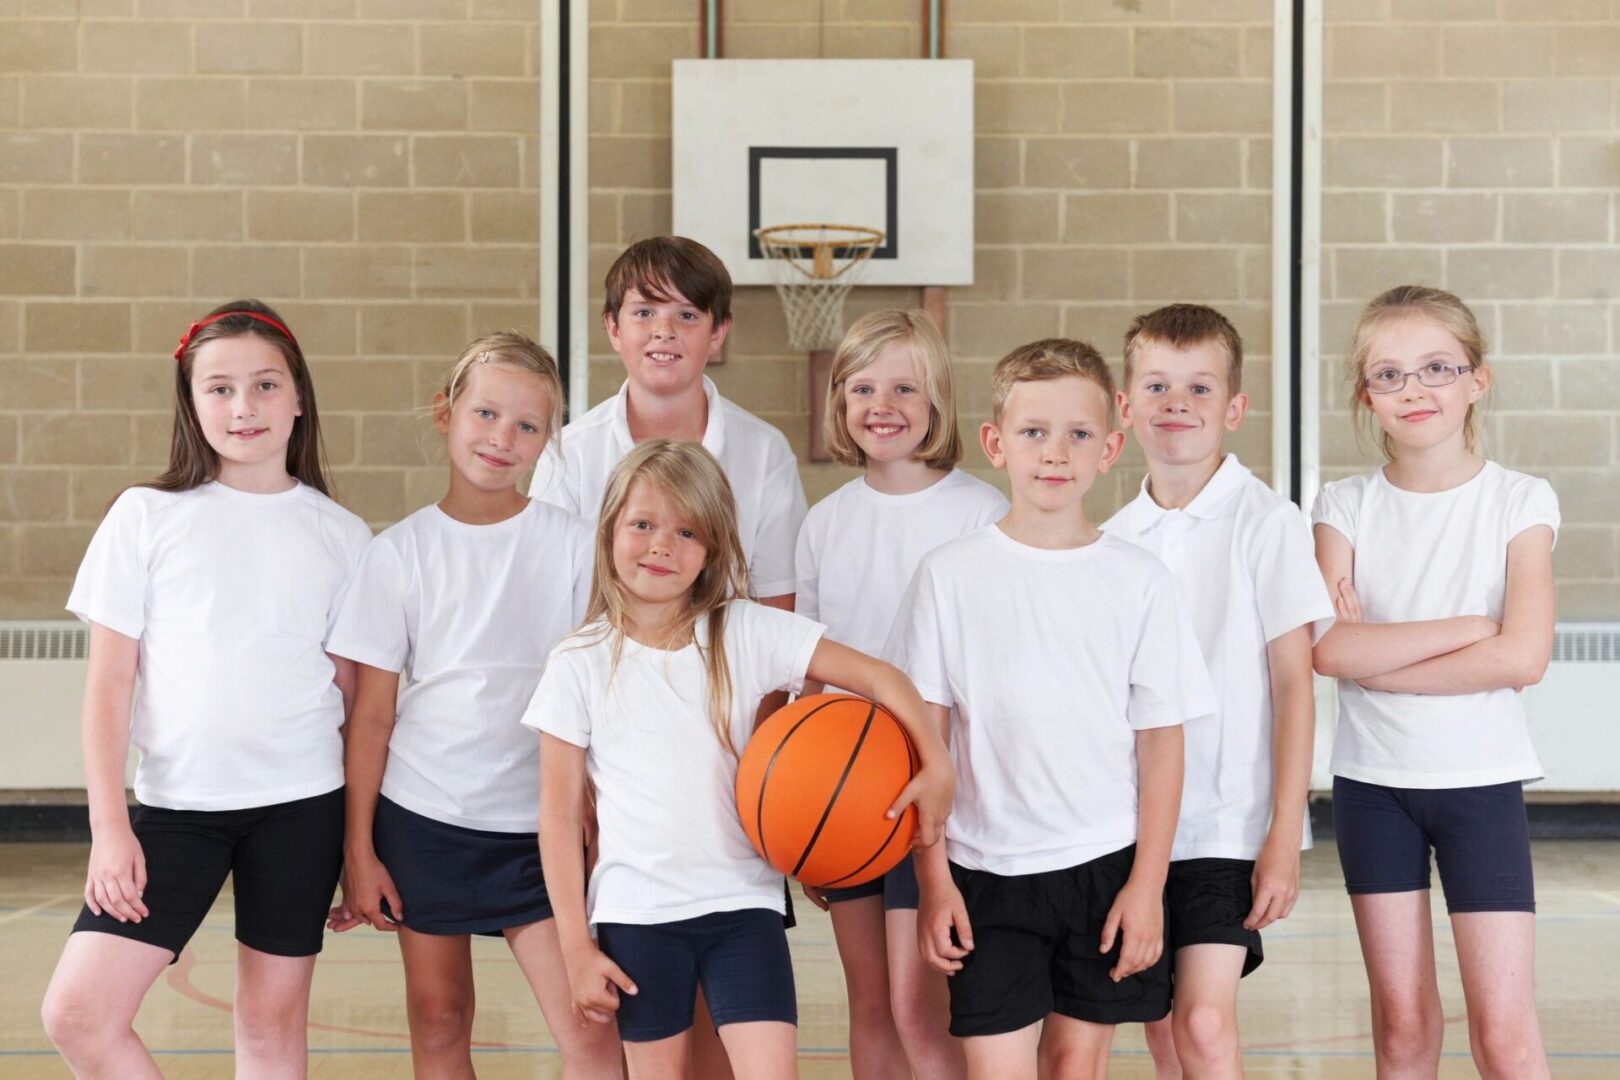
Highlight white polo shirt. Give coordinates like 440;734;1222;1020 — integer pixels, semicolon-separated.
530;376;807;598
1313;462;1559;789
1103;455;1334;861
327;499;594;832
885;526;1217;876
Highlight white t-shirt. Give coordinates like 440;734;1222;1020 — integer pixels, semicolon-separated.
327;500;593;832
526;600;825;926
795;469;1007;689
66;482;371;811
886;527;1217;876
530;376;807;597
1103;455;1335;861
1313;461;1560;789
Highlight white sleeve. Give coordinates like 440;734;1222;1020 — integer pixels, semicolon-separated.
793;514;821;624
326;536;410;673
883;560;953;709
1506;476;1560;550
1253;505;1336;645
524;643;593;746
737;602;825;697
325;514;374;643
1127;570;1216;731
749;453;808;599
65;490;150;640
1310;478;1358;544
529;437;582;516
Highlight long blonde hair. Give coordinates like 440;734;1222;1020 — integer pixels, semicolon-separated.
577;440;752;755
1347;285;1488;461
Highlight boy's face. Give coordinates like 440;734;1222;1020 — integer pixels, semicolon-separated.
604;284;730;398
981;375;1125;517
1118;339;1247;468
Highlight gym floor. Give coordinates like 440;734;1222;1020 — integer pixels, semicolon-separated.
2;841;1617;1078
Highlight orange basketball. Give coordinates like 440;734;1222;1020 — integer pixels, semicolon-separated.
735;693;920;889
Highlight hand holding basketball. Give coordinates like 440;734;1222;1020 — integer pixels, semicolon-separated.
885;755;953;849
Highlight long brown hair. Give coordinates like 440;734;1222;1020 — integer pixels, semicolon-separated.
574;440;751;755
145;299;332;495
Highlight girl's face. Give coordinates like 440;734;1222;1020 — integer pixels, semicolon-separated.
844;344;934;464
612;479;709;608
190;334;301;475
436;362;554;492
1360;315;1489;456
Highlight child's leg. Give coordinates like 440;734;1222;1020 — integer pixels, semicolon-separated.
1143;1016;1183;1079
693;909;798;1079
689;990;735;1080
624;1030;692;1079
1452;913;1548;1080
1166;945;1247;1079
397;928;478;1076
827;890;908;1078
963;1022;1041;1080
41;933;171;1078
716;1022;799;1080
884;906;964;1078
1035;1014;1113;1080
504;918;625;1077
233;945;318;1077
1350;892;1443;1078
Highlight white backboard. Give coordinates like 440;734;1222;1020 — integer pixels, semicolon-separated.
671;59;975;287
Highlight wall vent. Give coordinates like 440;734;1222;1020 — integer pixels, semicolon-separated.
1550;623;1620;664
0;622;89;661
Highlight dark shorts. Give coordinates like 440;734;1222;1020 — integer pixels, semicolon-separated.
820;853;920;911
595;908;797;1042
1165;858;1263;977
373;795;553;936
71;787;344;962
946;845;1172;1036
1333;776;1535;914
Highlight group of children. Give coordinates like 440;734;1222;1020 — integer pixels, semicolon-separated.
40;234;1558;1080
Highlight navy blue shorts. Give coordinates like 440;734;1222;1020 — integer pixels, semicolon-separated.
820;853;920;911
1165;858;1263;976
595;908;797;1042
71;787;344;961
1332;776;1535;914
373;795;552;936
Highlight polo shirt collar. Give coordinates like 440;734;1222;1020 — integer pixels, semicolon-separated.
1128;454;1251;531
608;375;728;458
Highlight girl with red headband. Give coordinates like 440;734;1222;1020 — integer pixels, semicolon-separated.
41;300;372;1077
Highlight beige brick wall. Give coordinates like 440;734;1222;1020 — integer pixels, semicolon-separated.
588;0;1280;514
1322;3;1620;618
1;2;542;618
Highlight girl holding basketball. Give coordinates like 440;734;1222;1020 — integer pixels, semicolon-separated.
41;302;372;1077
529;439;953;1079
1312;286;1556;1078
325;334;623;1077
795;308;1004;1079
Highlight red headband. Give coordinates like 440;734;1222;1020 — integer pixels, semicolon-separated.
174;311;299;363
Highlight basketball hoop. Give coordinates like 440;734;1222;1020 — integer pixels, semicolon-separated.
754;224;884;352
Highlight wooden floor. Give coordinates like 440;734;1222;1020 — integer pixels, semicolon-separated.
3;841;1617;1077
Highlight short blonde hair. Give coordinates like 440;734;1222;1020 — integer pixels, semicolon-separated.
824;309;963;469
1347;285;1488;460
991;338;1116;425
1122;303;1244;392
440;331;566;450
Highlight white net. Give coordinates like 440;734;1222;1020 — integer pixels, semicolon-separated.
754;224;884;351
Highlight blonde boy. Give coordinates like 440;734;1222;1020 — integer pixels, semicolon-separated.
1102;305;1333;1078
889;339;1214;1080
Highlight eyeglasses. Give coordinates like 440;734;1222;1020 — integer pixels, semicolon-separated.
1363;360;1473;395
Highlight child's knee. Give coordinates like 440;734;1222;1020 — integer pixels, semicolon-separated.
41;985;112;1053
1373;1001;1443;1063
234;991;308;1048
1471;1014;1543;1075
405;986;475;1048
1171;1001;1238;1065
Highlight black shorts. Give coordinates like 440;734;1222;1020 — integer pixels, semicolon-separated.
71;787;344;962
1333;776;1535;914
946;845;1171;1036
373;795;552;936
595;908;797;1042
820;853;920;911
1165;858;1263;977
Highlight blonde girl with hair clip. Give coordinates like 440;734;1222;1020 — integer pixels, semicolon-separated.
795;308;1004;1079
1312;286;1557;1079
41;301;372;1078
527;440;955;1080
325;333;623;1077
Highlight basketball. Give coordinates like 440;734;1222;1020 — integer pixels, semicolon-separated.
735;694;920;889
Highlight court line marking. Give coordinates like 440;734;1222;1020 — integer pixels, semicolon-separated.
0;893;75;926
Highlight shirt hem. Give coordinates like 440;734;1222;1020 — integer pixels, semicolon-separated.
378;787;538;835
588;894;786;927
945;839;1135;877
1331;763;1543;790
133;775;345;812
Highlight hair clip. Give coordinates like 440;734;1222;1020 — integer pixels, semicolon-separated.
479;351;492;364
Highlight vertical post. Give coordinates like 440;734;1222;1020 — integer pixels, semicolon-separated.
1269;0;1295;503
1299;0;1323;517
808;349;834;462
920;2;949;346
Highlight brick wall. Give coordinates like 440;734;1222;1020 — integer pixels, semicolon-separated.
1321;1;1620;618
1;1;542;617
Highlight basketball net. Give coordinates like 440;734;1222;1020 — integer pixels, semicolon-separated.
754;224;884;352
